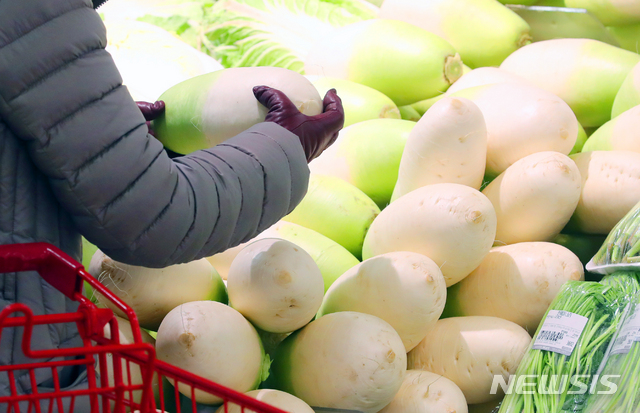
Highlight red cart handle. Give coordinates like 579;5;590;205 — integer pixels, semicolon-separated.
0;243;84;300
0;242;143;343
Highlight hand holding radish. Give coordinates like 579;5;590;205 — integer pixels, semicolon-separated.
253;85;344;162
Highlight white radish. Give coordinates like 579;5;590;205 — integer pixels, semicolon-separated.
89;251;227;331
379;370;468;413
450;82;578;178
227;239;324;334
216;389;315;413
155;301;267;405
304;19;463;106
153;67;322;154
481;151;582;245
407;316;531;404
363;183;497;287
569;151;640;234
391;96;487;202
582;105;640;153
500;38;640;127
317;251;447;351
272;312;406;413
444;242;585;332
101;316;157;404
379;0;531;68
207;221;360;291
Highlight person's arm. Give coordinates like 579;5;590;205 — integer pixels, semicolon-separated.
0;0;309;267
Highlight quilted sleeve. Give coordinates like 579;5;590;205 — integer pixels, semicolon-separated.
0;0;309;267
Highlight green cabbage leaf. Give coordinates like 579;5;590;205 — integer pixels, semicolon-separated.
201;0;378;73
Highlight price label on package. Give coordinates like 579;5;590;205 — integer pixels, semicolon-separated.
533;310;589;357
611;304;640;355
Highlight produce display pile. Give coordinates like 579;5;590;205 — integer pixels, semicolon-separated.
83;0;640;412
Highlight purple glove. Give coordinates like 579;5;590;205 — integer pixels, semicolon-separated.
253;86;345;162
136;101;165;136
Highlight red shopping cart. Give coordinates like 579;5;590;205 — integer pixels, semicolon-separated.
0;242;288;413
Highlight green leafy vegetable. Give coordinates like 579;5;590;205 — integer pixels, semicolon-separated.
499;281;630;413
592;200;640;266
136;1;217;52
584;272;640;413
202;0;378;73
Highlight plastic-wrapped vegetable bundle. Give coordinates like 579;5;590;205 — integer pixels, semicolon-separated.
588;200;640;273
498;281;630;413
583;272;640;413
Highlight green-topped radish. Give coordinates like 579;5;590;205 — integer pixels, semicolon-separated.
407;316;531;404
568;151;640;234
304;19;463;106
391;97;487;202
448;83;578;178
318;251;447;352
283;174;380;259
379;370;468;413
156;301;268;405
309;119;415;208
500;38;640;127
379;0;531;68
152;67;322;154
443;242;585;333
606;24;640;54
89;251;227;331
216;389;314;413
612;61;640;118
306;76;401;126
207;221;360;291
363;183;497;287
583;105;640;153
481;151;582;245
227;239;324;334
565;0;640;26
272;312;406;413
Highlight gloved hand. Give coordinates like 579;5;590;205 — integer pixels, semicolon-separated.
137;100;165;121
136;101;165;137
253;86;344;162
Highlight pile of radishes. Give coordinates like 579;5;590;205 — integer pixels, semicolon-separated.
86;0;640;412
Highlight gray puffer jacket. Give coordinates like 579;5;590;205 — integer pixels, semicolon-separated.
0;0;309;405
